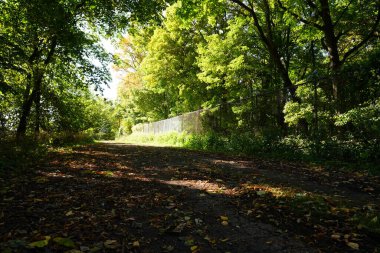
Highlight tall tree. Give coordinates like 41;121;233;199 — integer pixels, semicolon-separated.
0;0;171;140
277;0;380;109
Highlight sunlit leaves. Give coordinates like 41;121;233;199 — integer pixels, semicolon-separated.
28;236;51;248
53;237;75;248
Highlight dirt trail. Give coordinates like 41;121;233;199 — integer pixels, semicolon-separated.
0;142;379;252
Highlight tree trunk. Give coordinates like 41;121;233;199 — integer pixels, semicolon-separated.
16;73;43;141
16;37;57;142
319;0;342;103
16;91;35;141
230;0;299;101
276;89;287;135
34;86;42;140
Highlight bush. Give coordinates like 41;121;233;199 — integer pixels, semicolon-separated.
123;131;379;173
119;132;189;147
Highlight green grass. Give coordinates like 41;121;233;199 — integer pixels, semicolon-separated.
0;132;97;177
118;131;380;174
118;132;191;147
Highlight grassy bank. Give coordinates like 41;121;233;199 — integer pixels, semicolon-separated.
119;132;380;174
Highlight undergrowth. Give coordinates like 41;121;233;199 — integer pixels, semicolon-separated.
0;132;96;177
120;132;380;174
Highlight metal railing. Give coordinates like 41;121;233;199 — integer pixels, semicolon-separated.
132;109;204;134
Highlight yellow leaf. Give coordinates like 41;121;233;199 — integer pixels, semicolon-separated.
28;236;51;248
132;241;140;247
190;245;198;251
104;240;118;249
220;216;228;221
346;242;359;250
53;237;75;248
65;211;73;216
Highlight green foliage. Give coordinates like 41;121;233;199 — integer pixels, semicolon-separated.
284;83;332;134
0;0;171;143
335;99;380;139
121;130;379;173
0;138;48;176
120;132;191;147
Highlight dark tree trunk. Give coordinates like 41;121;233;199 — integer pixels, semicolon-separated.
34;85;42;140
276;89;287;135
230;0;299;101
16;92;36;141
319;0;342;103
16;37;57;142
16;73;42;141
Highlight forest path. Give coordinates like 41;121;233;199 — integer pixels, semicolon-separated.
1;142;379;252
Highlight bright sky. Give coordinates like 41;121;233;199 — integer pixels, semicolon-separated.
101;38;119;101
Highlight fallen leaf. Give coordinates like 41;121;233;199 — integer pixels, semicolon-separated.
65;211;74;216
363;187;374;192
162;245;174;252
172;223;186;233
104;240;118;249
191;245;198;251
221;221;228;226
220;216;228;221
53;237;75;248
204;235;216;244
184;238;194;246
346;242;359;250
28;236;51;248
132;241;140;247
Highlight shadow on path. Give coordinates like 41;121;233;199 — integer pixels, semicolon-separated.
1;142;379;252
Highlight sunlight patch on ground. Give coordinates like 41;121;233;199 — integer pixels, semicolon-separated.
211;159;254;169
242;182;304;198
38;172;73;179
159;179;238;195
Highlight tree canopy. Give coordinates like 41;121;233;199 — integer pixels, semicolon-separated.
0;0;379;156
115;0;379;140
0;0;171;141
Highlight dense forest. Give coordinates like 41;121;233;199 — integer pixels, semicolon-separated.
1;0;379;162
115;0;380;165
0;0;167;143
1;1;380;252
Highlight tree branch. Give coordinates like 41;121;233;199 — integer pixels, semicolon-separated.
305;0;318;10
44;36;58;65
341;4;380;63
277;0;323;30
333;0;353;27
